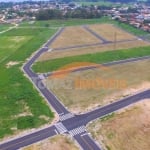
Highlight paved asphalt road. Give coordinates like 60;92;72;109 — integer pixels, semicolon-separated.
52;38;138;51
0;126;57;150
74;133;101;150
0;89;149;150
23;28;69;115
53;25;139;51
61;89;150;130
83;25;110;43
0;27;150;150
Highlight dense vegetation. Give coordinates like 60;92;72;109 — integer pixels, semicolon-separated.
36;7;102;20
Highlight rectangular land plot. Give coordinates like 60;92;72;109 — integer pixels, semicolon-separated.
38;40;150;61
88;24;137;42
50;26;101;49
88;100;150;150
45;59;150;113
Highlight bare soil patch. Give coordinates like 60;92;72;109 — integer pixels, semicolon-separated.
50;26;101;49
10;36;27;43
6;61;20;68
88;24;136;41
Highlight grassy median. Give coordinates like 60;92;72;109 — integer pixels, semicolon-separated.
33;46;150;73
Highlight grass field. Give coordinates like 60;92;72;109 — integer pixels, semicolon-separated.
0;27;57;139
20;17;111;27
38;39;149;61
88;100;150;150
88;24;136;42
0;24;12;32
50;26;101;49
24;135;78;150
0;36;32;61
45;59;150;113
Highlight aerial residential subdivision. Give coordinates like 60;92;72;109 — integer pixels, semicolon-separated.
0;0;150;150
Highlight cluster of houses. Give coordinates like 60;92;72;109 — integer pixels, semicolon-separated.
109;4;150;32
0;1;79;24
1;1;150;33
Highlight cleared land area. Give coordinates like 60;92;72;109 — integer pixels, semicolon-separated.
45;59;150;113
50;26;101;49
36;23;150;64
88;99;150;150
0;27;56;140
38;40;149;61
24;135;79;150
88;24;137;42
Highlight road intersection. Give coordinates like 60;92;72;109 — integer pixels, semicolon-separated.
0;27;150;150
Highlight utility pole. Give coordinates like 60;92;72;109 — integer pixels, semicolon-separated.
114;32;117;50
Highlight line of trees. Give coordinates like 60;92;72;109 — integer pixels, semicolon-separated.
36;8;103;20
36;9;62;20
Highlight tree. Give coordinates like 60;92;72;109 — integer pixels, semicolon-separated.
36;9;62;20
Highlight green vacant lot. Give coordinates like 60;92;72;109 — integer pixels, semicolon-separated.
0;36;31;61
0;27;56;139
